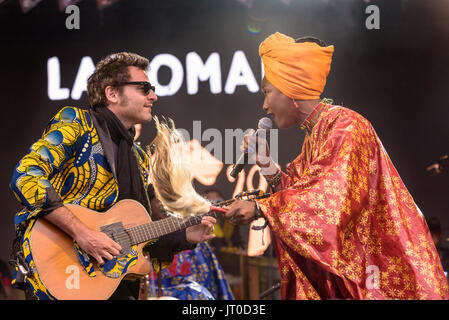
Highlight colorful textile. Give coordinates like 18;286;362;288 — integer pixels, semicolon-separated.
147;242;234;300
209;219;244;251
259;32;334;100
73;241;96;277
98;245;139;279
9;106;161;299
257;104;449;300
73;240;140;279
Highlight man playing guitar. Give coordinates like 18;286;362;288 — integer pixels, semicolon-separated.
10;52;216;300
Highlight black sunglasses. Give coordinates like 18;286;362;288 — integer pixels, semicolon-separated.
119;81;155;95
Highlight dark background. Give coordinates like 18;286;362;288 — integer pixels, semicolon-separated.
0;0;448;267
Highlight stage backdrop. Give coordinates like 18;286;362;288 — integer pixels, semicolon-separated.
1;0;448;265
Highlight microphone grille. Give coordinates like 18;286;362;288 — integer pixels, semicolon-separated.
258;117;273;130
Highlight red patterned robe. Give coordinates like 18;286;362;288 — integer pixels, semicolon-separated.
257;105;449;300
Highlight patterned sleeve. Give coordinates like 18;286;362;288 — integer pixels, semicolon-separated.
10;107;83;222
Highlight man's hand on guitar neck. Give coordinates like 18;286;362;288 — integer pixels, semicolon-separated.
150;197;217;244
185;216;217;244
43;206;122;265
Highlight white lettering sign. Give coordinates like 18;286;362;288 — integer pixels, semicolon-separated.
47;50;261;100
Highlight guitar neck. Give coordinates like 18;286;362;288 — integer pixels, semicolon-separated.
126;210;222;246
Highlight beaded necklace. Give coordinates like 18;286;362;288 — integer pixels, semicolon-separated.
299;98;333;132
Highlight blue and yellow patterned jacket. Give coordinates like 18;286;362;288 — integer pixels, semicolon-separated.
10;106;153;299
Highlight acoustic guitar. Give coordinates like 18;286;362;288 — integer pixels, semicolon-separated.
30;199;222;300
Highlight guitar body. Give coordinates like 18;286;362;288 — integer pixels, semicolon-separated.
30;199;153;300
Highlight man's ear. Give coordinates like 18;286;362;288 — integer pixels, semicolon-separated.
105;85;120;105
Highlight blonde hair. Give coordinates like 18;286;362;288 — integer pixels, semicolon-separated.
148;116;210;217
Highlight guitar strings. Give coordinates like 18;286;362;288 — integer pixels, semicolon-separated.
109;212;214;247
110;219;182;246
103;197;238;248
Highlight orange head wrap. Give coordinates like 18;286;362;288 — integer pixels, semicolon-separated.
259;32;334;100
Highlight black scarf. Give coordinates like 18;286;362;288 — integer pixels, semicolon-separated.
93;107;149;211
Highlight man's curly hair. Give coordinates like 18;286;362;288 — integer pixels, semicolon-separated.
87;52;149;110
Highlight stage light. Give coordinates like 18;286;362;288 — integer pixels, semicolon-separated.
19;0;43;13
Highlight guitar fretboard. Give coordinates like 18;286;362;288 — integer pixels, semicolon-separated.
125;210;222;246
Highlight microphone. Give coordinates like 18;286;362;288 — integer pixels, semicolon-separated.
230;117;273;178
259;282;281;299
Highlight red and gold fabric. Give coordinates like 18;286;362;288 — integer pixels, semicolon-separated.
257;104;449;300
